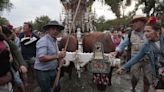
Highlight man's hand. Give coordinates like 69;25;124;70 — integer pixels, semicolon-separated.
57;50;66;59
19;65;28;73
0;26;2;33
109;51;118;57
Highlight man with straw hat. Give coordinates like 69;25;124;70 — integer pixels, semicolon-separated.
110;15;152;92
34;20;66;92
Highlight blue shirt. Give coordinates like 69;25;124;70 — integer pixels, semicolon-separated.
115;34;129;52
34;34;59;71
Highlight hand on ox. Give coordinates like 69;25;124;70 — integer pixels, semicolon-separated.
109;51;118;57
116;67;125;74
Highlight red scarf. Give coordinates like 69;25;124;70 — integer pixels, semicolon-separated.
25;31;32;37
0;41;6;53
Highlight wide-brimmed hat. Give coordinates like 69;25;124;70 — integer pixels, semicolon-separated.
131;15;147;23
43;20;64;31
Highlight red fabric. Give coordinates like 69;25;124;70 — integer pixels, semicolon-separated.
0;41;6;53
7;24;13;31
113;37;121;46
16;32;20;37
147;16;158;25
25;31;32;37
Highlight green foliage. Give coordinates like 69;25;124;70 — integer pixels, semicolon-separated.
0;17;9;26
135;0;164;16
0;0;13;12
103;0;164;18
141;0;156;16
104;0;123;18
99;0;164;31
33;15;51;32
96;16;130;32
125;0;131;6
97;16;105;23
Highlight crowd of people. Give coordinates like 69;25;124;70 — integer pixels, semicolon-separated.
0;15;163;92
0;19;67;92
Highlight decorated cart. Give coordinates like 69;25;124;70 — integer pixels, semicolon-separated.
52;0;121;91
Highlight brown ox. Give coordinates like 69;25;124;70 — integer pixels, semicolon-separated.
82;32;116;86
58;32;116;82
82;32;116;53
58;35;78;79
58;35;78;52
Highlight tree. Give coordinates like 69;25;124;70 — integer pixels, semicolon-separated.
96;16;130;31
33;15;51;32
104;0;123;18
0;16;9;26
97;16;105;23
103;0;164;18
0;0;13;12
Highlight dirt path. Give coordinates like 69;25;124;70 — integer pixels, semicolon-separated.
17;68;154;92
60;68;154;92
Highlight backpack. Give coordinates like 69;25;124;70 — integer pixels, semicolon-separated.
126;31;132;61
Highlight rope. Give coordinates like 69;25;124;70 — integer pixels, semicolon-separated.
52;0;82;91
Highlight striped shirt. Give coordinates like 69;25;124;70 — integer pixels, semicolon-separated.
34;34;59;71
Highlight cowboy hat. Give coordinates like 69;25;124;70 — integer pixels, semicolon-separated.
43;20;64;31
131;15;147;23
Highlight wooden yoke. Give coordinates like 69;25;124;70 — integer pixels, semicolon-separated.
52;0;82;91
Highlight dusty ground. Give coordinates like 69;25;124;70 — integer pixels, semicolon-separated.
60;68;154;92
17;67;154;92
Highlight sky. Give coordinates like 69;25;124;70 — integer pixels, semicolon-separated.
2;0;143;27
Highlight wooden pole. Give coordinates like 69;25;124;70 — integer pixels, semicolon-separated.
52;0;82;91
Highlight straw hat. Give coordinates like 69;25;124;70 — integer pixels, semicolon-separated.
131;15;147;23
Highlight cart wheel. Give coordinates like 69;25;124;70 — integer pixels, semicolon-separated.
97;84;106;91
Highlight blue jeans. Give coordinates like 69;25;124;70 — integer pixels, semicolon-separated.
11;67;23;86
35;69;60;92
